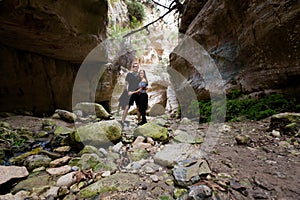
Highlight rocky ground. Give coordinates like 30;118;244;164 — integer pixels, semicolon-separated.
0;109;299;200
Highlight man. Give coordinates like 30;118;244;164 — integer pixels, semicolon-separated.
121;62;141;125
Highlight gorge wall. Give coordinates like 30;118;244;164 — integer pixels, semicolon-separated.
171;0;300;100
0;0;108;115
1;0;299;116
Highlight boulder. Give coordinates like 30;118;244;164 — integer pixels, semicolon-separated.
153;143;201;167
173;130;204;144
78;173;139;198
73;102;111;119
134;122;169;142
54;109;77;123
269;112;300;135
24;155;52;171
173;159;211;187
11;173;53;194
75;120;122;147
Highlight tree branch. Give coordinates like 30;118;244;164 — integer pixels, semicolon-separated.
123;1;182;38
151;0;169;9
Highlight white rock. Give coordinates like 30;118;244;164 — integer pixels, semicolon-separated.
50;156;71;168
101;171;111;177
46;165;71;175
0;166;29;185
150;174;159;182
220;124;231;132
45;186;60;198
56;172;77;187
112;142;123;153
271;130;281;137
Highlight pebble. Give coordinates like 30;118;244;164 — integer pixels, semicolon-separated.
144;166;155;174
131;162;142;170
150;174;159;182
54;146;71;153
101;171;111;177
112;142;123;153
265;160;277;165
271;130;281;137
189;185;212;198
32;166;45;173
99;148;108;156
235;135;249;145
71;166;80;171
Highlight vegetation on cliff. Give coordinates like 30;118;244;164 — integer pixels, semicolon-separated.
188;92;300;123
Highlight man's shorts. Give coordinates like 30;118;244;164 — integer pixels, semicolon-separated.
129;93;139;107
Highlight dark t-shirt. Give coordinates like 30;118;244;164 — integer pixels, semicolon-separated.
125;72;140;91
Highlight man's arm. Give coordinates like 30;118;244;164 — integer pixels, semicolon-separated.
124;81;129;91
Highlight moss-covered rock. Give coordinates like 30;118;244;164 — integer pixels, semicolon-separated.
24;154;52;171
78;173;139;198
0;121;10;129
78;145;104;158
75;120;122;147
73;102;111;119
11;172;54;194
77;153;102;171
54;126;74;136
54;109;77;123
173;130;204;144
130;149;149;161
269;112;300;135
9;147;42;165
134;122;169;142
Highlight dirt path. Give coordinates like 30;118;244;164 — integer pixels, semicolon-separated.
206;119;300;199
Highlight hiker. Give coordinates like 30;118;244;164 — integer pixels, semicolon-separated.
119;62;141;126
129;69;148;125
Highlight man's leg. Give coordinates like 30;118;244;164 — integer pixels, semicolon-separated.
121;105;129;123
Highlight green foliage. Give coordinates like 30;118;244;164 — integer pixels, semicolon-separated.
227;89;243;99
296;104;300;112
0;128;27;147
129;15;142;29
108;25;131;37
245;93;294;120
159;196;172;200
125;0;145;27
188;92;297;123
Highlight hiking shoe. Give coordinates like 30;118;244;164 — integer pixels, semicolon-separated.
137;121;147;126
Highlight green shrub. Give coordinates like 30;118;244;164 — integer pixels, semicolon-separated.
125;0;145;27
227;89;243;99
188;93;297;123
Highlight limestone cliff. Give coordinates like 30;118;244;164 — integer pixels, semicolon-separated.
171;0;300;100
0;0;108;115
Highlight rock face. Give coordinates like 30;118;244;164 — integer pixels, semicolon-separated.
171;0;300;99
0;0;108;115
